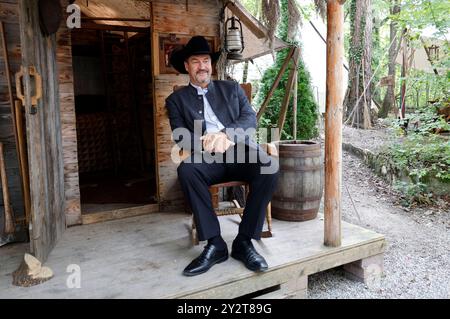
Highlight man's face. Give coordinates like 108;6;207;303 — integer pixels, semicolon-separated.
184;54;212;87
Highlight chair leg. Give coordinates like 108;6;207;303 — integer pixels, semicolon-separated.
266;202;272;233
260;202;273;238
191;216;199;246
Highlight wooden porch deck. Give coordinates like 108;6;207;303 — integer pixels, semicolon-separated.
0;212;386;299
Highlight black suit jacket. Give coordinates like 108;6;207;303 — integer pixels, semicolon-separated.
165;80;258;152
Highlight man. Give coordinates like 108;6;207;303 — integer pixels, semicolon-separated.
165;36;279;276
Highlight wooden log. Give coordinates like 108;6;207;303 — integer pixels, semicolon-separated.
324;0;344;247
12;253;53;287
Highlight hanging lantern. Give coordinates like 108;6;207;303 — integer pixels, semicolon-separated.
224;16;244;61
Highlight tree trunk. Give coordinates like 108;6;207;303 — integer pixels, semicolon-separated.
400;38;407;118
379;0;400;118
344;0;373;129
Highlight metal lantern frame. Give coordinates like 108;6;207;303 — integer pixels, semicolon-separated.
224;16;245;61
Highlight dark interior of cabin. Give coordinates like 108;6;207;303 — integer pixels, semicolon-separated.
70;27;156;212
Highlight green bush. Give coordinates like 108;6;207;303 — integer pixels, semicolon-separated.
254;0;318;140
379;108;450;205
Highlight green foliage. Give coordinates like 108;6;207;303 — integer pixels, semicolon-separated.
396;0;450;39
402;68;449;110
394;181;434;206
394;0;449;110
239;0;260;18
254;0;318;140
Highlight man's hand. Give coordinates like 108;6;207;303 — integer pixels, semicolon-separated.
200;132;235;153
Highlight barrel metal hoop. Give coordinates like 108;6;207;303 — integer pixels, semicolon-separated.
271;207;318;221
272;195;322;202
279;165;324;172
278;151;322;158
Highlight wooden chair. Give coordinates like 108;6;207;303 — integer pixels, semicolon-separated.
172;83;274;245
190;142;275;245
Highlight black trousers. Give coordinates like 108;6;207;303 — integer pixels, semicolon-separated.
177;144;279;241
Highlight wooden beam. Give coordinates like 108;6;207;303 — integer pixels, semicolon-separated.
81;22;150;33
277;48;300;134
225;1;266;39
82;204;159;225
324;0;344;247
257;46;295;121
292;69;298;139
81;17;151;22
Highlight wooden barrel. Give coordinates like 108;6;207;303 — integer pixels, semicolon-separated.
272;140;324;221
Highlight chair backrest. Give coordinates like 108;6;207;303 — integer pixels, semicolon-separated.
240;83;252;104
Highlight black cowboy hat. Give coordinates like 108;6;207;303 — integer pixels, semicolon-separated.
169;36;221;74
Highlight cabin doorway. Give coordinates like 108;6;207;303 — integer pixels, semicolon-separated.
70;26;157;220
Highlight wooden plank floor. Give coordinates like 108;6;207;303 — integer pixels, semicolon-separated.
0;212;385;299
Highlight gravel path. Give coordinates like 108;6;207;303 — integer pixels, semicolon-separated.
307;149;450;299
342;122;393;153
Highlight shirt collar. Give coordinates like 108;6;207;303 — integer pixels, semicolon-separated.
189;82;209;95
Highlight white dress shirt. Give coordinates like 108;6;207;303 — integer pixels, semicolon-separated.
191;82;225;133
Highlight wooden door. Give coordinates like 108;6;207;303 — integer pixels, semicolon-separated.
17;0;65;262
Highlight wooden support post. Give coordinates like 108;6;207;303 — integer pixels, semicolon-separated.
277;48;300;133
292;69;298;140
344;253;384;286
279;274;308;299
324;0;345;247
253;275;308;299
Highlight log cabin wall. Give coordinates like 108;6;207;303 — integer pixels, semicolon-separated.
152;0;220;210
1;0;222;230
0;0;24;232
0;0;81;228
56;0;81;226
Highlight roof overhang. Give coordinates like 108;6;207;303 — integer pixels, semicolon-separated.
224;1;289;62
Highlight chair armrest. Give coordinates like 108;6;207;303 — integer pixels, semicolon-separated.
260;142;278;157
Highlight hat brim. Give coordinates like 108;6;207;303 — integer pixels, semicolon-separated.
170;48;221;74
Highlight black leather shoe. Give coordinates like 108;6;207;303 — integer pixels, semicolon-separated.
231;239;268;272
183;244;228;276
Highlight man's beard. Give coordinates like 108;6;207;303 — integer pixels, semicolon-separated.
195;71;211;84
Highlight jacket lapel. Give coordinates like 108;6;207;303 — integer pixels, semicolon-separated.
187;84;207;133
206;81;229;126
